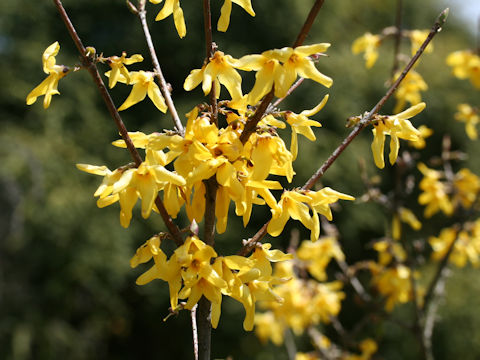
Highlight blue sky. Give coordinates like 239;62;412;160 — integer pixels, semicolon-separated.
439;0;480;34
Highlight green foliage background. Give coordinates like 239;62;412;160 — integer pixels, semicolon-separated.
1;0;479;359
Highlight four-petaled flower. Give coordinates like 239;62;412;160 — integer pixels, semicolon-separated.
150;0;186;38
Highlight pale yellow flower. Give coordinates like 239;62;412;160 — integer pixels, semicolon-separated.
352;32;381;69
455;103;479;140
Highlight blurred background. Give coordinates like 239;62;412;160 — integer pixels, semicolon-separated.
1;0;480;359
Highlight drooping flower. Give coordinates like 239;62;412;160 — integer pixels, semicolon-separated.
370;103;425;169
150;0;186;38
26;42;70;109
352;32;381;69
409;125;433;149
284;95;328;159
218;0;255;32
453;168;480;208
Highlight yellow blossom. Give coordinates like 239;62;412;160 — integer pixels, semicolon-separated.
297;237;345;281
453;168;480;208
105;52;143;88
408;30;432;55
409;125;433;149
235;52;283;105
184;51;243;101
371;103;425;169
107;70;167;112
285;95;328;159
373;239;407;266
150;0;186;38
371;264;413;311
393;70;428;113
429;226;480;268
26;42;70;109
268;44;333;98
218;0;255;32
447;50;480;88
268;188;354;242
455;103;479;140
76;151;185;227
352;32;381;69
417;163;453;218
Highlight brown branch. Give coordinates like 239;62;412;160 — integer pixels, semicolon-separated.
239;8;448;255
239;0;327;145
137;1;185;136
203;0;218;126
293;0;326;48
53;0;184;246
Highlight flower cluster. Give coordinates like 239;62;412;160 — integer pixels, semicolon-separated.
78;102;353;236
447;50;480;89
429;221;480;267
184;44;332;104
417;163;480;218
254;252;345;344
393;70;428;113
131;235;292;330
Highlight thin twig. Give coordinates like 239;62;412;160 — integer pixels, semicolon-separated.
239;8;448;255
272;77;305;109
137;0;185;135
239;0;327;145
53;0;184;246
293;0;326;48
191;304;199;360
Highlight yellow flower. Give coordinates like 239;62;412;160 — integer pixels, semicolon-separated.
297;237;345;281
352;32;381;69
393;70;428;113
371;103;425;169
218;0;255;32
285;95;328;159
150;0;186;38
269;44;333;98
26;42;70;109
453;168;480;208
446;50;480;88
408;30;433;55
429;226;480;268
105;52;144;88
184;51;243;101
409;125;433;149
455;103;479;140
77;151;185;227
268;188;354;242
373;239;407;266
417;163;453;218
371;264;413;311
108;71;167;112
235;52;283;105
